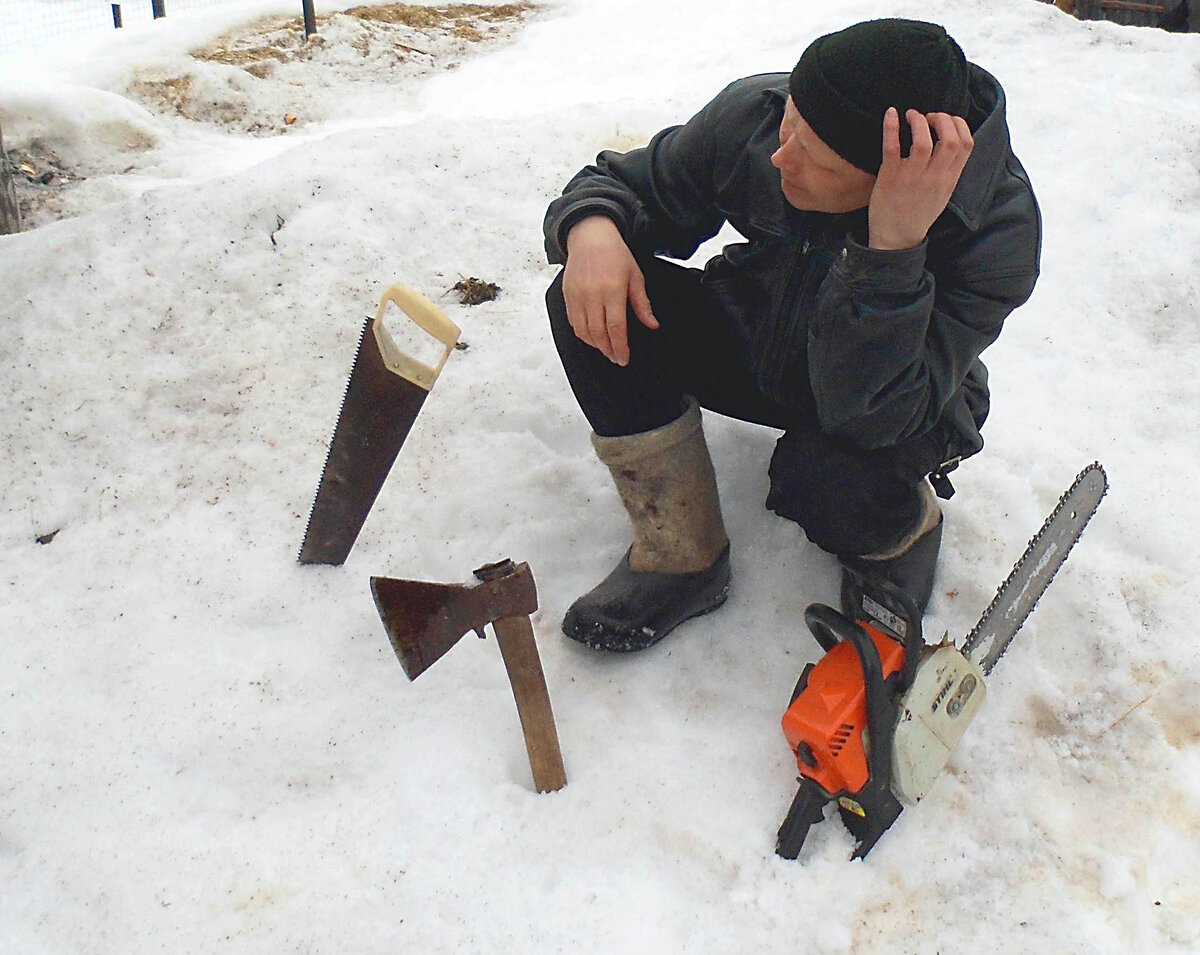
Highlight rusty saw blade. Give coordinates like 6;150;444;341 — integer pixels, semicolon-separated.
299;285;460;565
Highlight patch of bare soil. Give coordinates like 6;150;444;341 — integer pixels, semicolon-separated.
5;142;88;227
9;3;537;228
128;2;538;133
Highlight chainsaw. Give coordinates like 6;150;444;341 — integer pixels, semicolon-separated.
776;462;1108;860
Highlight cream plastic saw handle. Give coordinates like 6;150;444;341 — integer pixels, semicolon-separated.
371;283;462;391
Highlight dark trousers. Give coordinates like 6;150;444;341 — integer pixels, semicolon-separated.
546;256;951;557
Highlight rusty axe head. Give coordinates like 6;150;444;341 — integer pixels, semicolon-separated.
370;560;538;680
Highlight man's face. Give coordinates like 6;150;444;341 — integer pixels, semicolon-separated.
771;97;876;213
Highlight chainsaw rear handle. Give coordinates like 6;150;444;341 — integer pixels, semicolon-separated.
373;283;461;391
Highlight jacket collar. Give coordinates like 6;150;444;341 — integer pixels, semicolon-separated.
946;65;1012;232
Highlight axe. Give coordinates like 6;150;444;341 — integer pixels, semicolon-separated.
371;560;567;793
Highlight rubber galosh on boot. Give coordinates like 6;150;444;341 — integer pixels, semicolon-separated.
840;516;943;638
563;545;731;652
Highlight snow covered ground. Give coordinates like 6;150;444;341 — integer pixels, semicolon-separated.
2;0;1199;951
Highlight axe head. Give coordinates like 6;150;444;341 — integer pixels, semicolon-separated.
370;561;538;680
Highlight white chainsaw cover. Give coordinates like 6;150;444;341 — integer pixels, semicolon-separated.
892;645;988;804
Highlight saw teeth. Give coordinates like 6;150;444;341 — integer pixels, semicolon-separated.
297;316;375;562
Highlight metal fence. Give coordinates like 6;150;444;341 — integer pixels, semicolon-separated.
0;1;320;54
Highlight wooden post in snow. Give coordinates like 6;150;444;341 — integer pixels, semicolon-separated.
0;121;21;236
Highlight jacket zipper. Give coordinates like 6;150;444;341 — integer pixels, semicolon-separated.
757;233;813;403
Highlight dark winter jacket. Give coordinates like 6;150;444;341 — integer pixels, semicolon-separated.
543;66;1041;461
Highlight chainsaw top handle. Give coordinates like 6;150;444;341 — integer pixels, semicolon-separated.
804;605;901;786
802;592;925;785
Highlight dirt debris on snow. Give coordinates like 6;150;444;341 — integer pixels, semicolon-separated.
451;276;501;304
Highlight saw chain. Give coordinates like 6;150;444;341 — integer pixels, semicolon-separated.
962;462;1108;674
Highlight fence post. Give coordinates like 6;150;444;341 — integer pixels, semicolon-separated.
303;0;317;38
151;0;165;19
112;4;123;28
1;122;22;235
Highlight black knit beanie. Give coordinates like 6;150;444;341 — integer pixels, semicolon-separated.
789;19;971;175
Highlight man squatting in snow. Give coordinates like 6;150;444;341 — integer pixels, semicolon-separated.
543;19;1042;651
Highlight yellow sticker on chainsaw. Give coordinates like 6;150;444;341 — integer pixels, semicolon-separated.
838;796;866;818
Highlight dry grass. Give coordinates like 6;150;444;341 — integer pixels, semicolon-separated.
343;2;536;42
127;73;194;106
193;2;536;65
344;3;534;28
192;15;307;67
195;41;297;68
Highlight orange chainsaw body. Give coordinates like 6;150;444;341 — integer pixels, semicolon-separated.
781;622;906;795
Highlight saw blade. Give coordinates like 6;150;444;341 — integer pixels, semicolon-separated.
962;462;1107;675
299;317;433;565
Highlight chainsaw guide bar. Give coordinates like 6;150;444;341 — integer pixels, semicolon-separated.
962;462;1108;674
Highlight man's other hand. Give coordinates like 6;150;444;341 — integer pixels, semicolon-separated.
563;216;659;366
868;108;973;252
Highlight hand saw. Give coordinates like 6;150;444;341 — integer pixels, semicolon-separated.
299;285;460;565
776;462;1108;859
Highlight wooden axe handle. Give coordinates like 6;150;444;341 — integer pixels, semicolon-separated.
491;613;567;793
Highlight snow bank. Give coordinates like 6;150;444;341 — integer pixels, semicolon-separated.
1;1;1198;952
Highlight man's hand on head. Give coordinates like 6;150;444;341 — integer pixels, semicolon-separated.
868;108;973;252
563;215;659;366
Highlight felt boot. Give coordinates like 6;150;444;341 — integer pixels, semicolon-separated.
563;398;730;652
839;480;943;639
